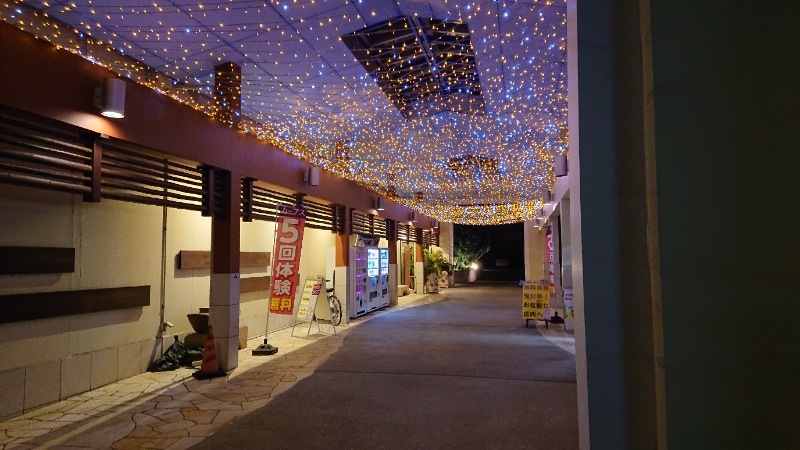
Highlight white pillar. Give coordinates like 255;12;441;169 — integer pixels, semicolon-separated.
209;273;240;371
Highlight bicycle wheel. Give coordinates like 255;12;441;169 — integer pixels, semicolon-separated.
329;295;342;326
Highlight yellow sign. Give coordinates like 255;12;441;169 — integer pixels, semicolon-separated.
297;278;323;320
522;281;553;320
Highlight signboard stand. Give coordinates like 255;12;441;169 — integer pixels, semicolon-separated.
291;276;337;337
522;279;554;328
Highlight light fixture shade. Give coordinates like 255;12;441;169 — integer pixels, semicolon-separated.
555;153;568;177
101;78;126;118
410;211;418;222
304;166;320;186
375;196;385;211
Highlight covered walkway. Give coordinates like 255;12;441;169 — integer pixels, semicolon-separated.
0;286;577;449
196;284;577;449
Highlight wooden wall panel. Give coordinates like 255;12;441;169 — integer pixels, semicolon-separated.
178;250;211;270
239;276;270;293
240;252;270;268
0;286;150;323
178;251;270;269
0;247;75;274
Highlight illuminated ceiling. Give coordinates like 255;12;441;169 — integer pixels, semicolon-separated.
3;0;568;225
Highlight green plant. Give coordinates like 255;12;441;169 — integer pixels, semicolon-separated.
453;226;490;270
423;248;449;278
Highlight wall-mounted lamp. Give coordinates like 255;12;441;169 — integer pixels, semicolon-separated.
555;153;568;177
93;78;126;118
303;166;320;186
375;196;385;211
410;211;418;223
432;219;439;228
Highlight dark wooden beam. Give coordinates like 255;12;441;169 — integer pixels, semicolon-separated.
178;251;270;270
0;246;75;274
0;285;150;323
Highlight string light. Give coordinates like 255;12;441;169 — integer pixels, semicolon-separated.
1;0;568;225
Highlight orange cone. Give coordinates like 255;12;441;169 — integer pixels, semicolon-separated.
192;324;226;379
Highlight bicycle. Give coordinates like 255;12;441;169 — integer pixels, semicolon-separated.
314;278;342;326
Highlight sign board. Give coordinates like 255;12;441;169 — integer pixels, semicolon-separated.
269;205;307;315
522;280;553;320
296;277;324;321
563;289;574;320
523;281;553;320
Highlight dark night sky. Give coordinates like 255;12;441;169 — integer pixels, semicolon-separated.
455;223;525;281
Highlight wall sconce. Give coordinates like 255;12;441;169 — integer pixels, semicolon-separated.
555;153;568;177
410;211;418;223
375;196;385;211
432;219;439;228
93;78;126;118
303;166;320;186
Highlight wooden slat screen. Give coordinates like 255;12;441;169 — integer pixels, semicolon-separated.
101;141;208;212
246;183;338;232
332;204;346;234
350;209;389;238
0;108;93;195
422;229;432;248
398;223;418;242
432;231;440;247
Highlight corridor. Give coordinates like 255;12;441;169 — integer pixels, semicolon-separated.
195;284;578;449
0;285;577;449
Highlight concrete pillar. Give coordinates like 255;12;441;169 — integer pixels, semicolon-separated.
388;240;398;305
334;225;350;323
560;198;574;332
414;240;424;294
437;222;455;287
209;169;240;372
568;0;666;447
523;221;545;282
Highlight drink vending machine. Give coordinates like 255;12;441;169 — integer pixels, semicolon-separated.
379;248;389;307
366;248;380;311
348;247;368;317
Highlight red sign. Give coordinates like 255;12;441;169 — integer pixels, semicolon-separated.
269;205;307;315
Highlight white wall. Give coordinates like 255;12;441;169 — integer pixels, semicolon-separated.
0;184;334;418
0;185;162;418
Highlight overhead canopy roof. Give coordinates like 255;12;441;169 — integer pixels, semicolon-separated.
3;0;568;224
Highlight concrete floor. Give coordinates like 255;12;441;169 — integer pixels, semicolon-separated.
0;285;577;449
193;284;578;450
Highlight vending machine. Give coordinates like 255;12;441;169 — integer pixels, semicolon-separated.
366;248;380;311
379;248;389;307
348;247;368;317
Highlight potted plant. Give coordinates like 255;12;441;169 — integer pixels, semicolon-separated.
423;248;449;293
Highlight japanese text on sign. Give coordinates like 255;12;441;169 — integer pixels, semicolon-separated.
522;281;553;320
268;206;307;315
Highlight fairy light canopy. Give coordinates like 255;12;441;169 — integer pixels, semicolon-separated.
3;0;568;225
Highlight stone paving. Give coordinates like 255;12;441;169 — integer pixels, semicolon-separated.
0;293;447;450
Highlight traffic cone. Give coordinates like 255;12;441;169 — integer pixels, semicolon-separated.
192;324;226;379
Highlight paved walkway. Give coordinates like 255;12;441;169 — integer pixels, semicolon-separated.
195;284;578;449
0;285;577;449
